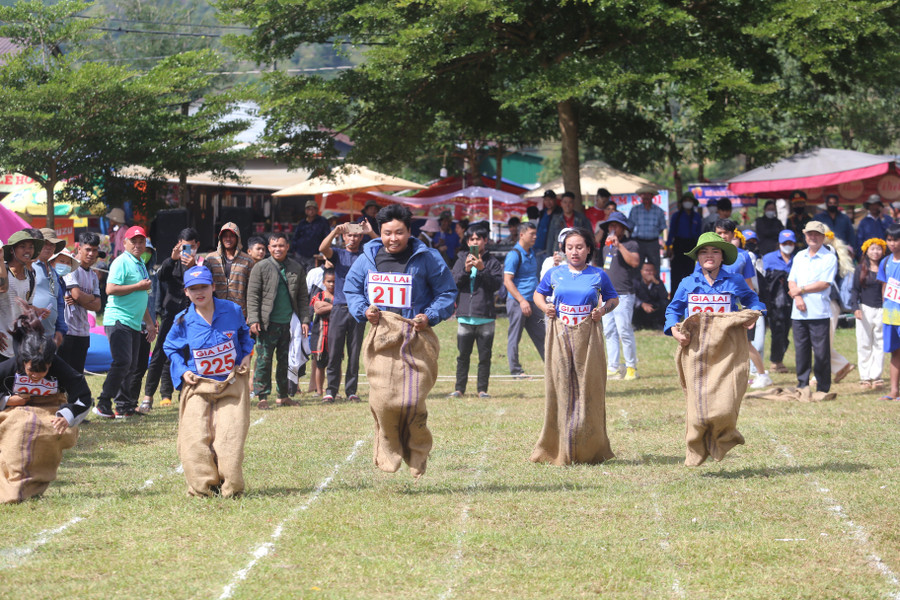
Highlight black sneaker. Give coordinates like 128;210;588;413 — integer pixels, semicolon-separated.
115;409;142;419
93;405;115;419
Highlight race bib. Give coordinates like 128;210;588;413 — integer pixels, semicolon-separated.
192;340;237;377
603;253;613;270
885;278;900;303
687;293;732;314
558;303;592;326
367;272;412;309
13;373;59;396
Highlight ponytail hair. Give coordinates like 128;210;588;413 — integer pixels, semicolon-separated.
10;311;55;372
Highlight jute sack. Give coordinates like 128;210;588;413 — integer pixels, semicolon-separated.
177;366;251;497
675;310;761;466
363;311;439;478
0;393;78;503
530;317;614;466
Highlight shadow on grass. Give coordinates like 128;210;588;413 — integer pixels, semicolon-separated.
606;386;680;398
613;454;685;466
701;461;872;479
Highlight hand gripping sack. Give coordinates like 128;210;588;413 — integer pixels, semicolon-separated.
675;310;761;466
0;393;78;503
177;366;251;497
530;316;614;466
363;311;439;478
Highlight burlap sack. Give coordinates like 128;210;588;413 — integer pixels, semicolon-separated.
177;366;251;497
675;310;761;466
0;393;78;503
530;317;614;466
363;311;439;478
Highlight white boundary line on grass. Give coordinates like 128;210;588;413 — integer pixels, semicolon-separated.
651;495;686;599
1;416;267;569
763;427;900;599
438;408;505;600
217;439;365;600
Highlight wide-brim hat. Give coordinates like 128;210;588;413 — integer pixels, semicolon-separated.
685;232;737;265
51;248;80;268
39;228;67;254
636;184;658;195
106;207;126;224
598;212;632;233
364;199;380;210
420;217;441;233
3;230;45;263
802;221;827;235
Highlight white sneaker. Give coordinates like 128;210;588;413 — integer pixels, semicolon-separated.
751;372;773;389
607;367;623;381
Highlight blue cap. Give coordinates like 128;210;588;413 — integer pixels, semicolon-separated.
184;265;214;287
742;230;757;241
706;198;718;207
778;230;796;244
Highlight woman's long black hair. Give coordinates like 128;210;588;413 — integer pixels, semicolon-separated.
10;311;55;372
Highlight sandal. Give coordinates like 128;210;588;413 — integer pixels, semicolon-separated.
276;398;298;407
877;395;896;402
159;397;172;407
136;400;152;414
257;399;270;410
859;381;872;389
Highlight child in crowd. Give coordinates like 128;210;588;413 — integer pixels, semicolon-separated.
877;224;900;401
309;268;335;397
852;238;886;389
163;265;254;497
246;236;268;265
633;261;667;330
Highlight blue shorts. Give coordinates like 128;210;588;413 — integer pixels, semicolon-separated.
885;324;900;353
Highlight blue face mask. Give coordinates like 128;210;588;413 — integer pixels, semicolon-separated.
54;264;72;277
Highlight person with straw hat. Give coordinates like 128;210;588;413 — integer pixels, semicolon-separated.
34;228;68;347
0;230;45;361
106;207;128;258
665;232;766;344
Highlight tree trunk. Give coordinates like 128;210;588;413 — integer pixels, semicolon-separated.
558;99;582;209
44;178;56;229
672;165;683;200
179;102;190;207
495;143;504;190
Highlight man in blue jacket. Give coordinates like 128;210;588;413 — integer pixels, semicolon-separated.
344;204;457;329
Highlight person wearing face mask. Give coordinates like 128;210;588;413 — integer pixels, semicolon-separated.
785;191;812;248
856;194;894;259
755;200;783;255
813;194;855;248
760;230;797;373
666;192;703;295
702;199;719;231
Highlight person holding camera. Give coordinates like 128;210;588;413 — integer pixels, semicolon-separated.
139;228;201;413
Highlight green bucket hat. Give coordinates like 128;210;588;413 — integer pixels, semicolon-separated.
3;230;45;263
684;232;737;265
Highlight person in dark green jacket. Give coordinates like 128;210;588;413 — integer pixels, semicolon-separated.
246;232;310;409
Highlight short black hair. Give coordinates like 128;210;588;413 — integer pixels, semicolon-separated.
526;206;540;220
763;200;776;210
825;193;840;203
247;235;267;248
716;198;732;212
465;225;489;240
268;231;289;244
179;228;200;242
886;224;900;240
457;218;469;230
323;267;336;278
597;188;611;198
377;204;412;229
714;218;737;233
507;217;520;227
560;227;596;261
519;221;537;231
561;191;576;201
78;232;101;246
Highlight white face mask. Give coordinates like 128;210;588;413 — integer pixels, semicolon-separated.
780;244;795;255
765;210;777;219
708;208;718;216
682;201;694;210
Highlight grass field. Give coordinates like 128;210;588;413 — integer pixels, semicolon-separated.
2;319;899;600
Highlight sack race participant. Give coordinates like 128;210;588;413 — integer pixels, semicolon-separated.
164;266;254;497
531;227;619;465
0;313;92;503
666;233;765;466
345;204;456;478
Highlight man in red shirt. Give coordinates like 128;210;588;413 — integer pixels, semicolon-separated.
584;187;611;230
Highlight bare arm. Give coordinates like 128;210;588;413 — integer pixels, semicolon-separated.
318;224;345;259
503;273;525;304
69;287;101;311
616;240;640;268
107;280;150;296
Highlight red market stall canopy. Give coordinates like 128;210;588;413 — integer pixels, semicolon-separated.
727;148;899;203
411;175;529;198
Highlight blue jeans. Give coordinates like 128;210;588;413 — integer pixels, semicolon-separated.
602;293;637;370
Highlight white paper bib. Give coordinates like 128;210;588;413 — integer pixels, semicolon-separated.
885;277;900;303
366;272;412;309
558;303;591;326
192;340;237;377
13;373;59;396
687;293;732;314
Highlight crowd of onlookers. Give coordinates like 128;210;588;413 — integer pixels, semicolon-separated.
2;184;895;417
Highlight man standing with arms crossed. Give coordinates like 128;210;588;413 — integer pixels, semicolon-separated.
504;221;545;378
318;219;373;403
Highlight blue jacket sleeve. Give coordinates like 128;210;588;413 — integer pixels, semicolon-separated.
163;315;190;390
735;277;767;313
344;255;370;323
55;276;67;334
422;249;458;326
664;283;689;335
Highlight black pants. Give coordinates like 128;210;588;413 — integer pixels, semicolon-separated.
99;321;143;413
59;335;91;374
130;334;152;404
144;315;174;399
325;305;366;397
792;318;831;392
455;320;495;394
670;237;697;297
635;238;661;272
769;305;793;363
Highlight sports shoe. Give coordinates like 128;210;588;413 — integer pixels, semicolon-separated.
447;391;462;398
751;372;773;389
93;405;115;419
623;367;637;381
322;394;335;404
607;367;623;381
478;391;491;399
115;409;141;419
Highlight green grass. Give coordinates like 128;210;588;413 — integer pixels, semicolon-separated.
2;320;899;599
